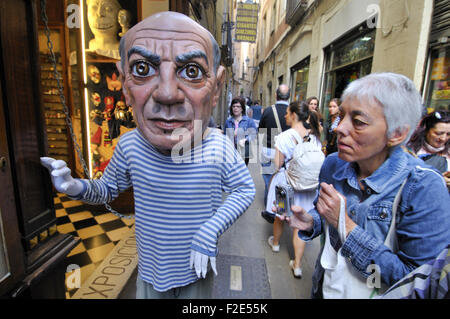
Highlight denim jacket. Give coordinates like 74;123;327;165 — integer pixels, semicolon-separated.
299;147;450;298
224;116;258;145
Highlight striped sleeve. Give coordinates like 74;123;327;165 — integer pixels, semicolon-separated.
190;149;256;256
78;137;132;204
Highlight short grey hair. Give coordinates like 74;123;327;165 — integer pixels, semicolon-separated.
118;30;221;74
341;72;423;144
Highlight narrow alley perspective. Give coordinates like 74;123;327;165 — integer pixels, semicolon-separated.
0;0;449;308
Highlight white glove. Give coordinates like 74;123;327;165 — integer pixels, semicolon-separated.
189;250;217;278
40;157;84;197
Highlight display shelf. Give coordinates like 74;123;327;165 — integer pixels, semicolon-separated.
38;26;73;165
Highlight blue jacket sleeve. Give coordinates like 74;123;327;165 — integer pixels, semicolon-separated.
340;167;450;286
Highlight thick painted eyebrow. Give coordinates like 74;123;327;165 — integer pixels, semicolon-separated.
127;46;161;65
175;50;208;67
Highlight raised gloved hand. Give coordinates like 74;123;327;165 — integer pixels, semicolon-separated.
40;157;84;197
189;249;217;278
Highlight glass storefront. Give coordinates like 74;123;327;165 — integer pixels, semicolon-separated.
424;45;450;112
290;57;310;102
321;28;375;114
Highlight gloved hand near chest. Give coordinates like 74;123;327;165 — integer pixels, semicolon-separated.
40;157;84;197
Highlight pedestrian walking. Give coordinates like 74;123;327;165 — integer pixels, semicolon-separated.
258;85;290;204
224;97;258;166
266;101;322;278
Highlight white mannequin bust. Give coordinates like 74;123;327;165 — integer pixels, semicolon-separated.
86;0;122;59
118;9;132;37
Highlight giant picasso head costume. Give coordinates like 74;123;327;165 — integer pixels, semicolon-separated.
116;11;225;155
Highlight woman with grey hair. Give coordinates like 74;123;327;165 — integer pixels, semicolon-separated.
277;72;450;298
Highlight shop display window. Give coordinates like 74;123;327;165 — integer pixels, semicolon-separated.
331;30;375;70
38;1;140;179
79;0;138;178
425;45;450;112
38;27;74;166
67;0;85;177
321;28;375;113
291;57;310;102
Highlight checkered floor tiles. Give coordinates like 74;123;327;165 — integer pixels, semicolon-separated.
53;193;135;299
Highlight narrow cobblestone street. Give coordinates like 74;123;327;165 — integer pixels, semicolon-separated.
215;158;321;299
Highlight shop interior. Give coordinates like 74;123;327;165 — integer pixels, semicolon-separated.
37;0;143;298
321;27;376;116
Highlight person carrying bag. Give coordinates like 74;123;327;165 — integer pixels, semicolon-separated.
320;178;408;298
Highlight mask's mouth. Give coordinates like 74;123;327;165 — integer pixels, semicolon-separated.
93;23;114;30
150;118;191;135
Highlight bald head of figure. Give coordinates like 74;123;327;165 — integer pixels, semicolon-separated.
276;84;290;101
115;11;226;155
119;12;220;74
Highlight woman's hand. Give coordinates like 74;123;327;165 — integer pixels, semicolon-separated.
277;205;314;231
316;183;356;237
444;171;450;189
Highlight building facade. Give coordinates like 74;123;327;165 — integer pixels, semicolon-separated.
251;0;449;118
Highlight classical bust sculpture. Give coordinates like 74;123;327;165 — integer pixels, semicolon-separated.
86;0;122;59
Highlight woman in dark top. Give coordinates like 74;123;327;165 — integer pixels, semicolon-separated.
324;98;341;156
224;97;257;165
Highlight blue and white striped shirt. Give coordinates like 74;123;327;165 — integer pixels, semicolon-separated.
77;128;255;291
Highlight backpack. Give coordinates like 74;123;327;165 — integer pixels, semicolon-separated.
418;153;448;174
285;133;325;192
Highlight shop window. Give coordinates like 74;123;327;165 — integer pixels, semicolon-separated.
290;57;310;102
321;28;375;114
80;0;139;179
38;27;74;167
424;45;450;112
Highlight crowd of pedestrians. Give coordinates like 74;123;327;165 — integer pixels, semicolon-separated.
222;73;450;299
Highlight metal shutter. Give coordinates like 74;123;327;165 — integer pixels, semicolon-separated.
430;0;450;43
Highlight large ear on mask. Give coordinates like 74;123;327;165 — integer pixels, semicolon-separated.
388;125;410;147
211;65;226;109
116;60;132;105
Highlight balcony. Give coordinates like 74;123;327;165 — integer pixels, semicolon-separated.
286;0;309;27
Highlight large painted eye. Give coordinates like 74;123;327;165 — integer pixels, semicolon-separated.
131;61;155;77
179;64;203;80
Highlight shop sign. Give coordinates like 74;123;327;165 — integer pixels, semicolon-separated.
235;2;259;43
